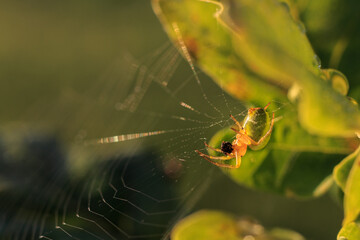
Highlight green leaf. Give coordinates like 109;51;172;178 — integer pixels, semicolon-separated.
152;0;360;137
171;210;305;240
152;0;359;198
333;146;360;191
208;110;351;197
344;151;360;224
171;210;239;240
152;0;287;107
337;221;360;240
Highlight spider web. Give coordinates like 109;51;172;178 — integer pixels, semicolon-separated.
0;2;289;240
1;46;251;240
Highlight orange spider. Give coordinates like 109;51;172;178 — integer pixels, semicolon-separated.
195;103;275;168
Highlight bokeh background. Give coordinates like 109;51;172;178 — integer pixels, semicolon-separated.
1;0;359;239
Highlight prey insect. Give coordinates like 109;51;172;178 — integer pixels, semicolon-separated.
195;103;275;169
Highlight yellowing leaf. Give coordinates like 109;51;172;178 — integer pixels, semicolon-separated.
171;210;305;240
344;152;360;224
152;0;360;137
337;221;360;240
333;146;360;191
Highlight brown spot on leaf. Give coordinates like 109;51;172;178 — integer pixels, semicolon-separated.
345;137;360;152
184;37;198;60
226;74;249;100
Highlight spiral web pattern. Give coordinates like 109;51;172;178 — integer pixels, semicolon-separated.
0;39;257;240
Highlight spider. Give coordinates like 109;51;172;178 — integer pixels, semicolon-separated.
195;103;275;168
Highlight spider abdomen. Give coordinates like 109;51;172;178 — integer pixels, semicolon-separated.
243;107;271;150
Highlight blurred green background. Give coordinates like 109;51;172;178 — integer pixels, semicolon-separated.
0;0;360;239
0;0;164;123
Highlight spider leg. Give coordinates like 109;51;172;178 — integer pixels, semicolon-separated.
195;150;233;160
250;102;271;112
234;151;242;168
195;150;241;168
204;142;223;153
250;102;271;111
264;102;271;110
230;127;242;134
229;114;243;130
